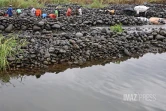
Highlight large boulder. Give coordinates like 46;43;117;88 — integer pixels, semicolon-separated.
155;34;165;40
5;24;13;33
33;25;41;31
75;32;83;37
52;24;61;29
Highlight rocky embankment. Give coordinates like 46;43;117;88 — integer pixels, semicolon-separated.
7;27;166;69
0;3;166;69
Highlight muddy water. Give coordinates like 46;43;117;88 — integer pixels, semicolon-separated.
0;53;166;111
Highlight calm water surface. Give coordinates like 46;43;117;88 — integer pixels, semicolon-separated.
0;53;166;111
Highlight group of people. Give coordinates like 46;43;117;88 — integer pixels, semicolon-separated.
106;5;166;25
133;5;166;24
2;4;166;25
1;5;82;19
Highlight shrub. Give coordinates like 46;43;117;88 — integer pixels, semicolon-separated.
0;35;27;71
110;23;123;33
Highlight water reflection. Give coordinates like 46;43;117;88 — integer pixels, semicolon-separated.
0;54;141;84
0;53;166;111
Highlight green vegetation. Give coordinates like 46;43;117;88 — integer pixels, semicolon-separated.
0;35;27;71
0;0;44;8
52;0;70;4
90;0;106;8
0;0;165;8
110;24;123;33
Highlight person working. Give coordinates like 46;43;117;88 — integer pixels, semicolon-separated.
75;7;79;15
149;17;166;24
106;9;115;15
78;7;82;15
137;17;166;24
55;7;60;17
42;13;47;18
134;5;149;17
16;9;22;16
66;7;72;16
6;5;13;17
31;7;36;16
49;14;56;19
35;8;42;17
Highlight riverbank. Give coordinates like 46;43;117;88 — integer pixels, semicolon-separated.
4;26;166;70
0;3;166;71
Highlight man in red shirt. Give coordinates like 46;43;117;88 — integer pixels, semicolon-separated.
49;14;56;19
66;7;72;16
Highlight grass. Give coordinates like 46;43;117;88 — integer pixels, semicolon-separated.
0;0;44;8
0;0;165;8
90;0;106;8
110;24;123;33
52;0;70;4
0;35;27;71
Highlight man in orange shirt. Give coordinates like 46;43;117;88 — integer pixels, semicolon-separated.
66;7;72;16
35;9;42;17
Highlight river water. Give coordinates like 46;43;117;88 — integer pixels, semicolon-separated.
0;53;166;111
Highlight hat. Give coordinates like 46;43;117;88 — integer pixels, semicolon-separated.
9;5;12;7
